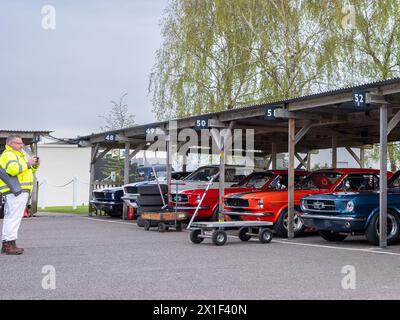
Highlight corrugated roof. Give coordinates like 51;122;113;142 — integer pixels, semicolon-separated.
79;77;400;140
0;130;52;134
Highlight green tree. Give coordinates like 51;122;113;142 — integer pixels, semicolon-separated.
336;0;400;170
98;93;137;182
149;0;340;120
99;93;136;131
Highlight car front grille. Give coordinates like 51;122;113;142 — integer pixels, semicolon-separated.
125;186;138;194
303;199;336;212
93;192;107;200
171;194;189;203
224;198;249;208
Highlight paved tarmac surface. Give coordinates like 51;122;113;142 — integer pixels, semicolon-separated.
1;212;400;300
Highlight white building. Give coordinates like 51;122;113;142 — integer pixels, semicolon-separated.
36;143;91;208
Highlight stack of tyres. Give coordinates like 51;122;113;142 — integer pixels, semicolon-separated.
136;184;168;227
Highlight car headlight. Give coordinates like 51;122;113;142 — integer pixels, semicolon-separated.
196;195;201;203
346;201;354;212
111;193;115;200
300;200;306;211
257;199;264;209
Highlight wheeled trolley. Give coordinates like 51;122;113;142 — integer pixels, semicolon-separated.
141;211;187;232
189;221;273;246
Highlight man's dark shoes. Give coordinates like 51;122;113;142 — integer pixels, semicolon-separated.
1;240;23;255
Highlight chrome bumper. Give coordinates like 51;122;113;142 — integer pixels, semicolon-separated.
223;211;273;217
90;200;122;206
171;206;209;210
300;213;366;222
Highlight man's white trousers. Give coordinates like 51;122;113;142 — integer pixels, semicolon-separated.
2;193;29;241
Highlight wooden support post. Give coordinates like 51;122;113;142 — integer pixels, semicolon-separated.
306;151;311;171
288;118;295;239
271;141;277;170
345;147;362;167
122;142;130;220
166;133;172;206
332;135;337;169
360;147;365;168
295;153;308;170
218;121;235;221
387;109;400;134
219;134;225;222
265;155;272;170
379;105;388;248
88;144;99;215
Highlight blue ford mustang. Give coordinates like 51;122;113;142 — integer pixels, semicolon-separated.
300;171;400;245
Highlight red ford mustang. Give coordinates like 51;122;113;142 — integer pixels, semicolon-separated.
170;170;308;221
223;168;393;237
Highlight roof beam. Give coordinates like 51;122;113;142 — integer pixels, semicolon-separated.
345;147;362;167
295;122;312;144
387;109;400;135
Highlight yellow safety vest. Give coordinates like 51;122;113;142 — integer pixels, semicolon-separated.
0;145;38;195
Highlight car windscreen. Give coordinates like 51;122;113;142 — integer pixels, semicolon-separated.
266;174;308;190
184;167;220;181
389;171;400;188
295;172;342;190
335;173;380;191
237;172;275;188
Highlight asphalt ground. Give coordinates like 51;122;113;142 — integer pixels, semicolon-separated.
1;212;400;300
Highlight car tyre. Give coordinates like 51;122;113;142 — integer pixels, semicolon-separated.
274;208;306;238
365;211;400;246
210;206;220;222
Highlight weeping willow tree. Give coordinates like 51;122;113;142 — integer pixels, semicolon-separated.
335;0;400;170
149;0;342;120
150;0;400;167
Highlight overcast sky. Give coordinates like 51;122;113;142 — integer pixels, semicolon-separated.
0;0;169;138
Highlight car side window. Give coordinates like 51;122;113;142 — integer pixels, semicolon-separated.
337;174;379;191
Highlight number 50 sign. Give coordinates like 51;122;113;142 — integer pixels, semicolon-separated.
194;117;209;130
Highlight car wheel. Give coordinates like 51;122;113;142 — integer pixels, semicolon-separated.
274;208;306;238
210;206;219;222
238;227;252;241
259;228;273;243
175;223;182;232
318;230;348;242
366;211;400;246
190;229;204;244
212;230;227;246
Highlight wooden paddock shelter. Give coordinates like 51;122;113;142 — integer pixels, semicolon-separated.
79;78;400;248
0;130;52;214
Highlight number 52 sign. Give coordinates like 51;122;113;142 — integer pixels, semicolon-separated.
353;90;366;108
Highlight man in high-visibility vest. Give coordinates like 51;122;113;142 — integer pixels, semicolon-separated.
0;135;39;255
